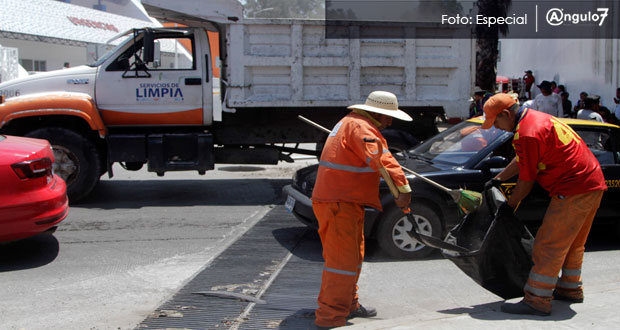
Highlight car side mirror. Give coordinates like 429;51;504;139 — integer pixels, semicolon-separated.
478;156;508;170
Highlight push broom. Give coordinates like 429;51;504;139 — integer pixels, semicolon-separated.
298;115;482;215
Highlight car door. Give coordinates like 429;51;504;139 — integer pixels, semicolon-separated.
575;125;620;220
95;29;209;126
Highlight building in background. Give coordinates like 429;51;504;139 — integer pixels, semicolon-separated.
498;38;620;108
54;0;151;21
0;0;159;78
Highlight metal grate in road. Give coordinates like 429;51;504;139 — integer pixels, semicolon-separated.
136;206;325;330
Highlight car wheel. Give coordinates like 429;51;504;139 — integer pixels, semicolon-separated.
26;127;101;203
376;204;442;259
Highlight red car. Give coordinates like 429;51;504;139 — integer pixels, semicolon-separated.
0;135;68;242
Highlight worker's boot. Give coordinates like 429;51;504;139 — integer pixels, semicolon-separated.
500;300;550;316
553;290;584;303
348;305;377;319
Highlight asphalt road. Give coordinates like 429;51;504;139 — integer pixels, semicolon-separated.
2;154;619;330
0;159;316;330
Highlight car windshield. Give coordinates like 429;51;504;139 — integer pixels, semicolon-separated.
409;121;506;166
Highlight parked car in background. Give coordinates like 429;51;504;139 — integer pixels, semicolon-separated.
0;135;68;242
283;118;620;259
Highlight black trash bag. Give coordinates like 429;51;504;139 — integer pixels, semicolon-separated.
441;187;534;299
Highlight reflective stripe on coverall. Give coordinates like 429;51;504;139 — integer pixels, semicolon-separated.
524;190;604;313
312;112;410;209
312;112;410;327
313;202;364;327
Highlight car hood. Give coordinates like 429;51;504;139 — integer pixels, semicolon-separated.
293;157;459;195
398;157;449;173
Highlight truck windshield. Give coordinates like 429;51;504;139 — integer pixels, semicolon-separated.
88;37;133;67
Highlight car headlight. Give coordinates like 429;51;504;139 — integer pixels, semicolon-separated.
292;171;299;187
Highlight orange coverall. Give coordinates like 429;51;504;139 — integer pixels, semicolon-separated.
510;109;607;313
311;112;410;327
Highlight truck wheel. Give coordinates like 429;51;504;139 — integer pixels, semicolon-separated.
26;128;101;203
376;204;442;259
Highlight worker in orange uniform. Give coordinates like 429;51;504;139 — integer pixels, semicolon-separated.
311;91;413;329
481;93;607;316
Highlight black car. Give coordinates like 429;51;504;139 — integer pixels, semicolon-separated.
283;118;620;259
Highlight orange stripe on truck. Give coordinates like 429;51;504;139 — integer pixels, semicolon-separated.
0;92;107;137
99;108;203;126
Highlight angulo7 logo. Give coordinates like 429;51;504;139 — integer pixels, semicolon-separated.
546;7;609;27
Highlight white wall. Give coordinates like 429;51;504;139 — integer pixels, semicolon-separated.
498;38;620;108
0;38;88;71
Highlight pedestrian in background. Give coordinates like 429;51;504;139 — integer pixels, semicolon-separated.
574;92;588;114
523;70;535;100
482;93;607;316
312;91;412;329
577;95;603;122
599;106;616;125
550;81;560;94
558;85;566;94
561;92;573;118
470;86;493;118
613;87;620;122
534;81;563;117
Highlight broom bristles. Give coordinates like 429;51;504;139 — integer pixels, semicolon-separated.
457;190;483;215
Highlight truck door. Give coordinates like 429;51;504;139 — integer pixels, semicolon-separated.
95;29;212;126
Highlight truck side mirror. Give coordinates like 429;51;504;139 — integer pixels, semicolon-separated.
152;40;161;68
142;30;155;63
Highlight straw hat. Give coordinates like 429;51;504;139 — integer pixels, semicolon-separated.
348;91;413;121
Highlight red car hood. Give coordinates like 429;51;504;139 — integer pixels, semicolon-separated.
0;135;53;165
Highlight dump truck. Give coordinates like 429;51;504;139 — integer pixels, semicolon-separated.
0;0;474;202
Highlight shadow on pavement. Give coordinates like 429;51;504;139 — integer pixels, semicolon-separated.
0;234;59;272
271;223;445;263
278;309;353;330
75;178;290;209
364;240;445;262
438;300;576;321
272;226;324;262
278;309;320;330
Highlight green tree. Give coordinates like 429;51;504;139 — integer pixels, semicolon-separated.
475;0;512;92
244;0;324;19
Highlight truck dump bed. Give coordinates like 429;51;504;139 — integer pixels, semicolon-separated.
226;19;473;118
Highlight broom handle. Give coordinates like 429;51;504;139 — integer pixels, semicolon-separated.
373;139;401;198
298;115;332;135
298;116;400;198
298;115;455;194
399;166;454;194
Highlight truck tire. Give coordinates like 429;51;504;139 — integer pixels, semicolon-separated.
26;127;101;203
376;203;442;259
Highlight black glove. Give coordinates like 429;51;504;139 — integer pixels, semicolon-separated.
496;201;515;218
484;178;502;191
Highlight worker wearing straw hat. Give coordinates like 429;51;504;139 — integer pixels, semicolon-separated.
482;93;607;316
312;91;412;328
